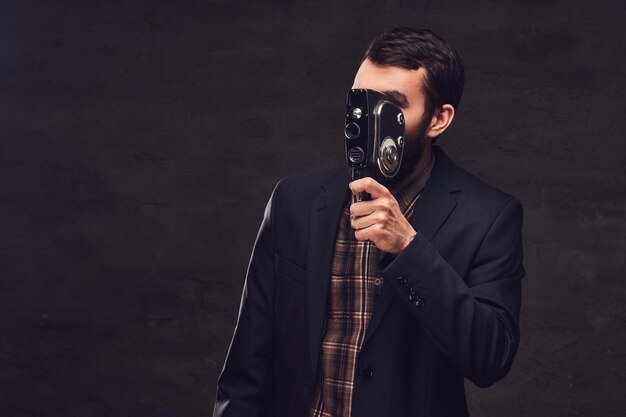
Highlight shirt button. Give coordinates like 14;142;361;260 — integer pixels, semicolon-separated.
374;277;382;286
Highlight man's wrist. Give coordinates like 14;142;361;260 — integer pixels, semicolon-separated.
401;232;417;252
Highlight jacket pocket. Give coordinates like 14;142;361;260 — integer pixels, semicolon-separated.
275;252;307;289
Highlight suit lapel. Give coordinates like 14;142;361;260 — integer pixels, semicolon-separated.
306;167;351;377
360;146;461;348
305;146;462;373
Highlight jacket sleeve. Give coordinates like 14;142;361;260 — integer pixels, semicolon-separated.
212;180;282;417
381;197;525;388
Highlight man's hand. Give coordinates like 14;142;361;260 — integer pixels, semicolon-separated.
349;177;417;255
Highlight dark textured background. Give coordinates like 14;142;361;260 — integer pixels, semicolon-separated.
1;1;624;416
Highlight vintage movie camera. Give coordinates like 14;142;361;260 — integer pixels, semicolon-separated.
344;88;406;202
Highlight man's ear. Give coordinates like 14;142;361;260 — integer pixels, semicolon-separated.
426;104;455;139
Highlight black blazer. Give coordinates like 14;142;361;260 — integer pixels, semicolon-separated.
213;145;524;417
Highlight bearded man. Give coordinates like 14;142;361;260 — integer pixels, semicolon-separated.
213;26;525;417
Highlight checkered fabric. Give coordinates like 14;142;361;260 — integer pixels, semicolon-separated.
307;155;435;417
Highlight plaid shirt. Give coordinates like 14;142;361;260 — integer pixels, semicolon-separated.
307;155;435;417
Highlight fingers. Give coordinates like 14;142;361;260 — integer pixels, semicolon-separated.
354;222;388;243
350;197;395;217
349;177;400;247
351;210;385;230
349;177;390;200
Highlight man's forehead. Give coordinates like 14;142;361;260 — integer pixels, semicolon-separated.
352;60;426;106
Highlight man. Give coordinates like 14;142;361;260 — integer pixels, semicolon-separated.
213;26;524;417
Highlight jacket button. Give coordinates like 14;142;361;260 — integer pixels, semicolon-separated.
409;291;418;301
397;276;407;285
415;298;425;308
404;284;413;293
361;366;375;378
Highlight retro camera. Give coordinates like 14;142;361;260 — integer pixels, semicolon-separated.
344;88;406;202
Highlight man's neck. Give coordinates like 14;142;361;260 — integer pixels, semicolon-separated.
390;144;433;195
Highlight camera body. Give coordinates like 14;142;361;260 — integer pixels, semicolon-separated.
344;88;406;201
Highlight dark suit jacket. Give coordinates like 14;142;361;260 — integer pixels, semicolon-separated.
213;145;525;417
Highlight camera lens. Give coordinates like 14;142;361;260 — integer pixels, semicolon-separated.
379;138;399;174
344;122;360;139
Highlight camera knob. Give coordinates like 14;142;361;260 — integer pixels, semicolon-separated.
348;147;365;164
344;122;361;139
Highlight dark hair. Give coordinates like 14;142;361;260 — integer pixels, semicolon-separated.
363;26;465;122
